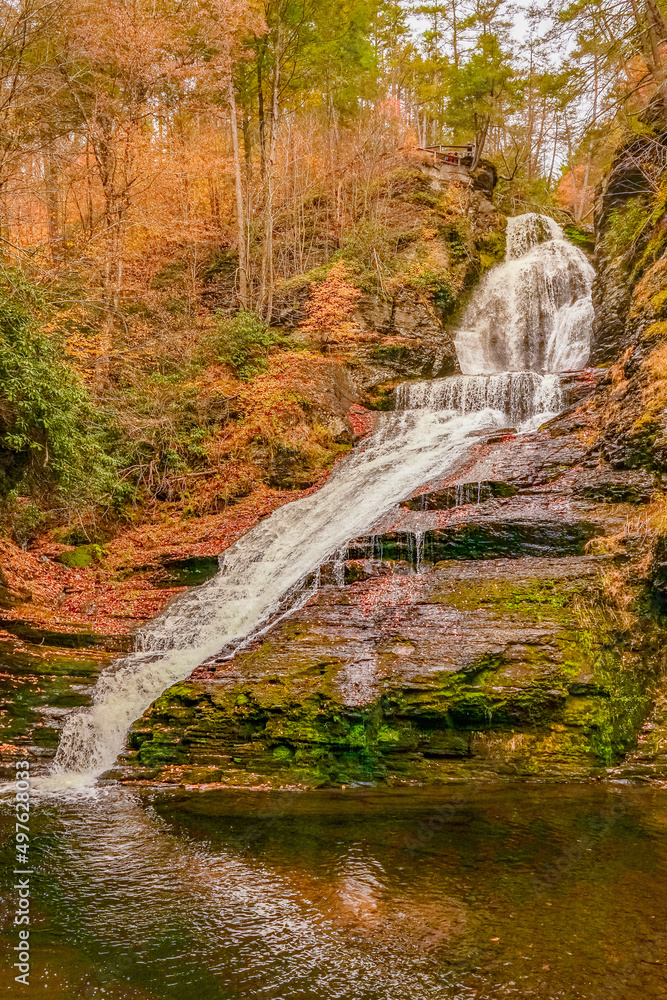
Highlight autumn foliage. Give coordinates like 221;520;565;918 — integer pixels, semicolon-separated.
0;0;665;549
300;263;363;346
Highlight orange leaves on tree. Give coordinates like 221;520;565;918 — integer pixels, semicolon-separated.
556;163;597;221
300;261;362;345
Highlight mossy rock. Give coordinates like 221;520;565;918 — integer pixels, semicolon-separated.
476;230;508;269
578;483;653;504
0;618;107;648
57;544;108;569
369;344;411;363
156;556;220;588
348;522;601;564
562;224;595;255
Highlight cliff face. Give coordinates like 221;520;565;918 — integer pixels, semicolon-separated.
275;155;506;406
116;411;667;788
591;132;667;470
108;143;667;791
590;137;652;367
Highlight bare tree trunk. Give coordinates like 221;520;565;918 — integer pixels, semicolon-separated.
526;47;534;181
85;140;94;235
564;114;579;217
472;116;490;169
547;115;559;188
257;42;266;178
260;51;280;320
227;73;248;308
577;150;592;223
242;113;252;184
43;139;60;255
631;0;667;113
450;0;459;69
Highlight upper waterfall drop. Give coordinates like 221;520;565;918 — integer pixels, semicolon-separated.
454;213;594;375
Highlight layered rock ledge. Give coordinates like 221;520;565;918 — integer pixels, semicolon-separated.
115;400;667;788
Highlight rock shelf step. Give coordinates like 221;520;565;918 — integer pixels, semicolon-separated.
118;554;650;787
347;520;602;564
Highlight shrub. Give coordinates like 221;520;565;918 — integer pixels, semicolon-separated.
300;262;362;345
209;309;278;380
0;272;118;510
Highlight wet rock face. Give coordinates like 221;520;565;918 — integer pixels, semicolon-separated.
591;141;651;366
121;558;608;785
470;160;498;199
348;488;607;562
588;133;667;473
353;290;459;386
118;415;667;789
650;537;667;609
119;554;660;787
591;255;632;367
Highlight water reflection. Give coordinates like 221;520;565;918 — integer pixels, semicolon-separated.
1;783;667;999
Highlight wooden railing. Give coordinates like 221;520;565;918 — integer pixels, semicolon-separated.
419;144;475;166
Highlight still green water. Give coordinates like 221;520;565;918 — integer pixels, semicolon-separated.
1;783;666;999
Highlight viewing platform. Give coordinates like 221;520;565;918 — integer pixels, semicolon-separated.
419;143;476;167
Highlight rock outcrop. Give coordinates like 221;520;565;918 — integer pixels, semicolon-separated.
590;130;667;470
13;143;667;792
116;378;667;788
108;146;667;789
274;156;505;405
591;135;654;366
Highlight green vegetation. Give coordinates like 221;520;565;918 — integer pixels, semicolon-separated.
562;223;595;254
436;577;582;623
206;309;282;381
57;543;108;569
0;273;118;520
600;198;650;264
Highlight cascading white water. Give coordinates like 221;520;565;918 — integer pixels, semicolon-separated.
396;372;563;429
454;213;594;375
51;212;594;787
52;406;505;783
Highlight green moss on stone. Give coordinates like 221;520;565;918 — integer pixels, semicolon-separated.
123;564;660;786
58;543;108;569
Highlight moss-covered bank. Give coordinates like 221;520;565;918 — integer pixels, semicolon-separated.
118;553;664;787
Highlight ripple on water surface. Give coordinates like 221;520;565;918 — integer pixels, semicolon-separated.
1;783;667;999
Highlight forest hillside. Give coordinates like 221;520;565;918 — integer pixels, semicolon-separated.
0;0;666;645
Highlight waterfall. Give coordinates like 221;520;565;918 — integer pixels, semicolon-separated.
52;407;504;782
398;213;593;428
396;372;563;429
50;213;593;786
454;213;594;375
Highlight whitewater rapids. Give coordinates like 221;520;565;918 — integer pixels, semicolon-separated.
52;406;505;782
